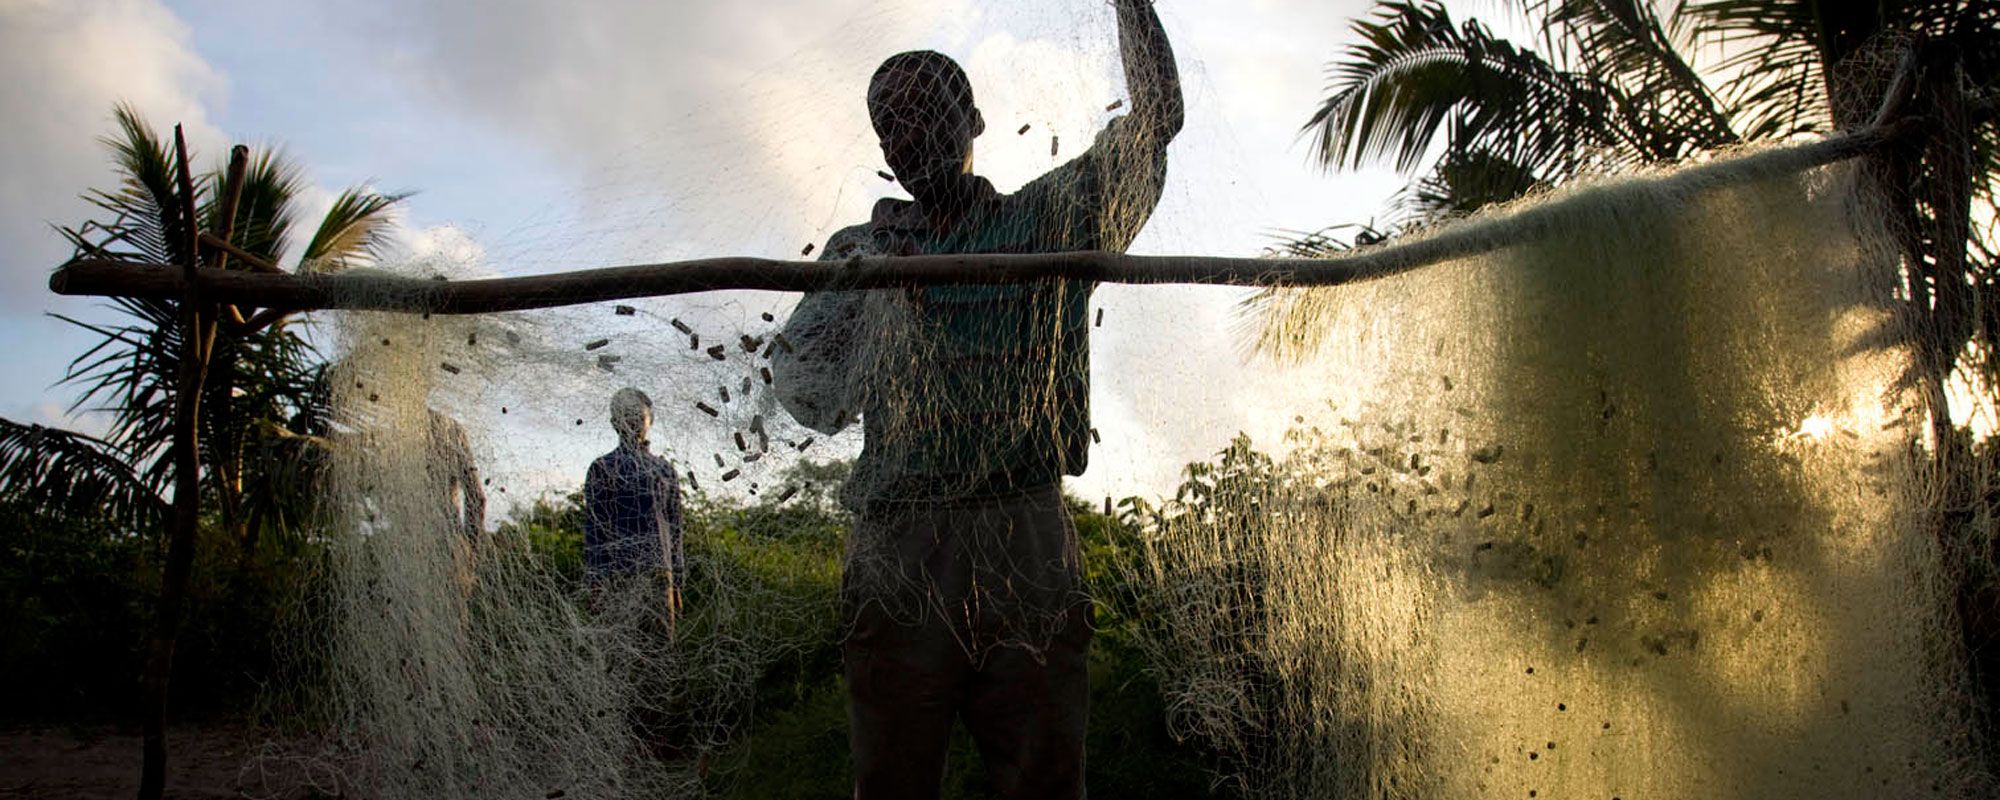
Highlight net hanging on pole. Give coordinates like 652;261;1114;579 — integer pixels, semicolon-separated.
81;4;1975;798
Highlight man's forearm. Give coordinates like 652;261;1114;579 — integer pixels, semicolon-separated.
1114;0;1184;136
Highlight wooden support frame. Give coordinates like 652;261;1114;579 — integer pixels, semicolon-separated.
75;108;1922;800
51;116;1921;317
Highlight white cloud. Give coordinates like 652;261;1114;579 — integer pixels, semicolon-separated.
391;224;488;275
0;0;230;311
27;399;111;437
0;0;1415;497
332;0;1407;498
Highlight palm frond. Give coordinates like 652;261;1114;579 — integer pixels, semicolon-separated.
104;104;191;255
1700;29;1830;136
208;147;307;267
1262;222;1392;259
1394;145;1546;218
59;105;193;267
0;417;166;535
201;326;324;456
298;187;412;273
51;296;183;492
239;418;334;540
1242;224;1393;362
1679;0;1944;133
1304;1;1642;179
1524;0;1740;153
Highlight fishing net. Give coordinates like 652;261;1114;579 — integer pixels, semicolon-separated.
250;3;1985;798
1128;160;1979;798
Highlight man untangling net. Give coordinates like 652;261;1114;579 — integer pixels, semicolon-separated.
769;1;1181;795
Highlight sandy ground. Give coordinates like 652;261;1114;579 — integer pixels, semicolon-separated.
0;724;336;800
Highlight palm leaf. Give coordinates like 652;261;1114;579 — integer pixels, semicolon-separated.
50;296;184;493
1304;1;1642;180
208;147;307;267
1679;0;1973;133
57;104;191;267
1242;223;1393;362
239;419;335;542
1523;0;1740;153
101;103;192;261
0;417;167;535
1684;0;1838;137
1395;144;1546;218
298;187;413;273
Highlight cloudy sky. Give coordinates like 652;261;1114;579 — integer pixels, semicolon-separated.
1;0;1466;505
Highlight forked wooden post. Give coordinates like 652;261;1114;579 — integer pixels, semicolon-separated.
136;136;248;800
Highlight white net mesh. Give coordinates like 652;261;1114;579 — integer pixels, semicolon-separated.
241;4;1987;798
1125;160;1977;798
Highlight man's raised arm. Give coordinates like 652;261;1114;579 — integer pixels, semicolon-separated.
1114;0;1183;139
1020;0;1184;251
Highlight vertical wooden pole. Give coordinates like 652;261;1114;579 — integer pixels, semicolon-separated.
206;146;250;560
136;131;240;800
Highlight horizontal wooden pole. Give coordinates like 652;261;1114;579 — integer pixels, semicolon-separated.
47;119;1918;316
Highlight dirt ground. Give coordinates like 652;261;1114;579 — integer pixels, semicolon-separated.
0;723;336;800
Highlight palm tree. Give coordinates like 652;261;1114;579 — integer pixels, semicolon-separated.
1261;1;1993;408
0;104;408;555
1260;0;1998;748
0;105;411;799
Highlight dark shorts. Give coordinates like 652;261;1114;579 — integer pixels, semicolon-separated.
843;484;1094;800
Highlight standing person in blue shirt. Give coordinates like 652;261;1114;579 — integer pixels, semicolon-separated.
773;2;1182;797
584;387;687;621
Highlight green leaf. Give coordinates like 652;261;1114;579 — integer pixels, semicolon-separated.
0;417;166;536
297;187;413;272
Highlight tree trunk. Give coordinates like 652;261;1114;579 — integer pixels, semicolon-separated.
138;135;243;800
137;307;212;800
241;499;266;565
1878;48;1995;768
138;129;221;800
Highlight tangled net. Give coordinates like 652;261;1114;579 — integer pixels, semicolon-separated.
240;6;1986;798
1122;158;1979;798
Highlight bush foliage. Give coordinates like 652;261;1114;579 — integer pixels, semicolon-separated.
1;456;1228;795
10;437;1994;792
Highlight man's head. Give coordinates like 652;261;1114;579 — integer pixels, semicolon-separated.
868;50;984;205
610;387;653;445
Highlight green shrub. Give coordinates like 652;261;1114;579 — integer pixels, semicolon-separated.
0;499;327;722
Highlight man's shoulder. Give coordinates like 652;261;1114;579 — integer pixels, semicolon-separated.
586;450;620;478
819;214;887;260
820;196;936;259
589;447;676;484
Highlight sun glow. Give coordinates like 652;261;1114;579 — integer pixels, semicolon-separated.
1795;414;1835;441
